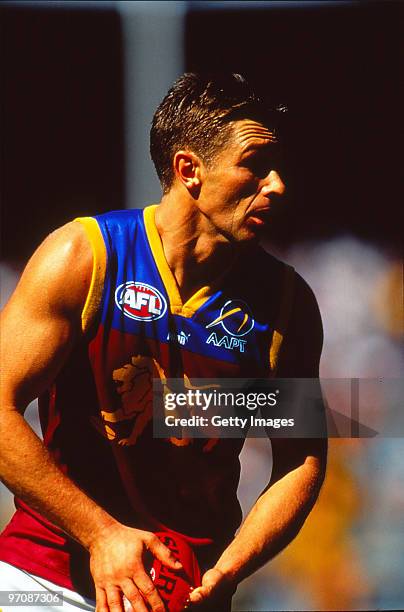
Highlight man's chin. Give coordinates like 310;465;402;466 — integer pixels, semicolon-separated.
241;218;269;241
217;221;265;246
230;231;263;250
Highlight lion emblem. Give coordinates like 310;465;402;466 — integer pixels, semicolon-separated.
90;355;164;446
92;355;218;451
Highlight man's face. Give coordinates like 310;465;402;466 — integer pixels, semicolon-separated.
197;119;286;243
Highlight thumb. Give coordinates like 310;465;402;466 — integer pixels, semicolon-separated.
147;534;182;570
189;568;223;604
189;586;209;605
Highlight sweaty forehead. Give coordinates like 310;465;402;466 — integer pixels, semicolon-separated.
230;119;277;151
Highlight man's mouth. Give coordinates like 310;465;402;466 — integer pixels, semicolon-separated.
246;208;271;225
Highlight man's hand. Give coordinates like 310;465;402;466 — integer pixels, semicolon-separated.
188;567;235;609
0;223;181;612
89;524;182;612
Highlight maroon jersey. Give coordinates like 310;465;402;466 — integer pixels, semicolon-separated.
0;207;295;596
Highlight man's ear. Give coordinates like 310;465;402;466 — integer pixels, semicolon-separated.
173;150;202;196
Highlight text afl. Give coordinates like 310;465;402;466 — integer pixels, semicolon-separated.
115;281;167;321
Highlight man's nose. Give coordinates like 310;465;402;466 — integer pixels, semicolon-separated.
261;170;286;197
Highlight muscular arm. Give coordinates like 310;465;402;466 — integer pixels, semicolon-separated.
0;224;179;612
0;223;105;544
190;274;327;606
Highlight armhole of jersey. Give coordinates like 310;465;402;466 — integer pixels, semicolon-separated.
269;263;295;375
74;217;107;333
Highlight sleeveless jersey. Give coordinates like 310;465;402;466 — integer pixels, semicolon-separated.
0;206;295;597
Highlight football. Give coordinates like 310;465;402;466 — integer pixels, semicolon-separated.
149;531;202;611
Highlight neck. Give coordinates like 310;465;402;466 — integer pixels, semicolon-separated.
154;190;239;301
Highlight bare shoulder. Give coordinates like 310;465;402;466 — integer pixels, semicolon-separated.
0;222;95;408
3;221;93;319
277;270;323;377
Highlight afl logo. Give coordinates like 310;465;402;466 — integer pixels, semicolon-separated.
206;299;255;337
115;282;167;322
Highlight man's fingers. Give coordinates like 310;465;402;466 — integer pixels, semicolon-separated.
189;586;208;604
146;533;182;570
189;568;227;605
131;571;166;612
95;586;109;612
105;586;125;612
121;579;151;612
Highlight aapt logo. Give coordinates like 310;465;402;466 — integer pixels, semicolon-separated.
115;281;167;321
206;299;255;337
205;299;255;353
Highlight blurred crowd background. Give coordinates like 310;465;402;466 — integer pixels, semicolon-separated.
1;1;403;610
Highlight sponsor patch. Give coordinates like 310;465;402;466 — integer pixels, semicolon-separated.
206;331;247;352
167;331;191;345
206;299;255;337
115;281;167;321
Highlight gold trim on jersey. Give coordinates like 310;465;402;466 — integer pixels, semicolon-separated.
143;205;214;317
269;263;295;374
143;204;295;371
74;217;107;333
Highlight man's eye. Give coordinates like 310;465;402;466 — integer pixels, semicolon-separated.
246;158;271;178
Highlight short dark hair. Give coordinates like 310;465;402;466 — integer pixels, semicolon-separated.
150;72;286;193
